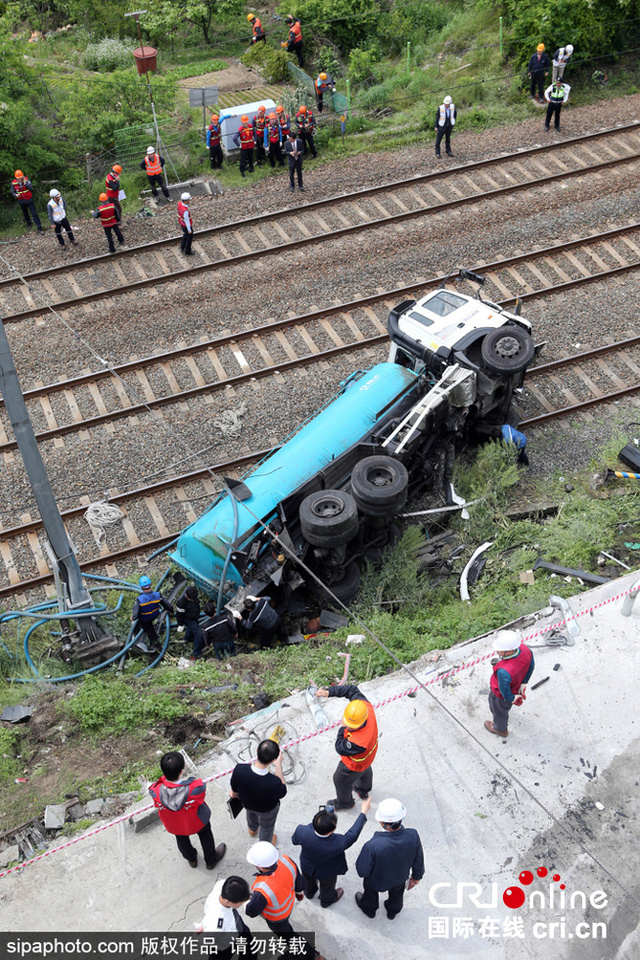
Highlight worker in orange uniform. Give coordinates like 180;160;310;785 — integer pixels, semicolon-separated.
139;146;171;200
233;116;255;177
295;105;317;158
245;842;325;959
177;192;194;257
316;683;378;810
247;13;265;43
276;104;291;138
283;15;303;67
11;170;43;232
105;163;123;215
253;105;268;167
314;72;336;113
206;115;224;170
92;192;125;253
264;112;284;168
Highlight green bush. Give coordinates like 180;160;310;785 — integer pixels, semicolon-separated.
66;676;186;736
348;46;381;85
84;38;135;72
241;42;293;83
278;0;380;54
0;728;22;785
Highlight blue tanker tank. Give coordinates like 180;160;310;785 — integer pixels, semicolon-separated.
170;362;419;595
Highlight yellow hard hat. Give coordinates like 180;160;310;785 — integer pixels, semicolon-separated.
247;13;255;21
343;700;369;730
319;72;327;80
537;43;545;52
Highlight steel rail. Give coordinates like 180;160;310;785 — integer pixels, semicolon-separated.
5;153;640;324
4;223;640;411
2;122;639;292
520;382;640;428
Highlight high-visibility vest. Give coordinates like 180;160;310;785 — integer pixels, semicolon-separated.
208;123;221;146
438;104;455;126
177;201;192;230
252;856;297;922
98;201;118;228
296;111;314;132
549;84;565;103
12;178;32;201
252;17;263;38
144;153;162;176
289;21;302;44
136;589;163;619
278;117;290;135
238;126;254;149
105;171;119;199
340;708;379;772
490;644;533;699
267;124;281;144
48;197;66;223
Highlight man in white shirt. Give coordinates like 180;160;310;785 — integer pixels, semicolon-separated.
47;189;78;251
197;876;252;958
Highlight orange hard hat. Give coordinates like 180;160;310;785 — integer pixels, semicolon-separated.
14;170;23;178
99;192;108;201
299;105;307;114
211;114;219;122
113;164;122;174
268;112;277;120
241;114;250;123
343;700;369;730
276;105;284;113
258;104;266;113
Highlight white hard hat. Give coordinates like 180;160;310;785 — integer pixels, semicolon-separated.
443;95;453;105
49;188;60;197
375;798;406;823
146;146;155;154
566;44;574;54
247;841;278;868
180;192;191;201
494;629;519;653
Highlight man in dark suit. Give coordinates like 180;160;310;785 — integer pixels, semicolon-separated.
355;797;424;920
284;131;305;192
291;797;370;907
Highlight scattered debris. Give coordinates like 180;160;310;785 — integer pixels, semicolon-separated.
346;634;365;645
129;808;160;833
85;798;106;817
531;676;550;691
553;663;561;671
549;595;580;639
503;502;559;522
306;684;329;731
519;570;535;585
319;610;348;630
0;845;20;868
534;558;609;585
252;691;271;710
595;802;605;810
1;705;34;723
44;804;67;830
598;550;630;570
336;652;351;685
177;657;193;670
460;541;493;601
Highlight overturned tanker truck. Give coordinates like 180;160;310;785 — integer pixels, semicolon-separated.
170;270;540;609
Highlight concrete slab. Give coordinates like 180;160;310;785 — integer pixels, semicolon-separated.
1;573;639;960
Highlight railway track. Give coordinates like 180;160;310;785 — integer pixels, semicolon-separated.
2;224;640;456
2;123;640;322
2;230;640;598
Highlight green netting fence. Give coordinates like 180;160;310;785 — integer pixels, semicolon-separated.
287;62;349;115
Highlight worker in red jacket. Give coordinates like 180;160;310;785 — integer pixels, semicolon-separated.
247;13;265;43
105;163;123;215
149;751;226;869
91;192;124;253
11;170;43;232
177;192;194;257
206;115;224;170
283;15;303;67
253;105;268;166
295;105;317;158
276;104;291;138
233;115;255;177
484;630;535;737
264;112;284;168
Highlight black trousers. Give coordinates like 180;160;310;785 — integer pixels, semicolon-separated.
209;144;223;169
288;158;303;189
134;617;159;645
180;226;193;255
19;200;42;229
545;102;563;129
530;72;545;98
239;148;254;175
299;130;316;158
255;140;266;165
103;224;124;253
290;42;303;67
435;125;453;155
175;821;216;866
358;877;406;918
333;760;372;804
147;173;170;198
268;142;284;167
259;619;288;648
53;218;75;246
303;871;339;906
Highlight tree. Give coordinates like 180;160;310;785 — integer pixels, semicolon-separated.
144;0;244;46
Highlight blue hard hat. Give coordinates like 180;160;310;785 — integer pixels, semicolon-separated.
139;575;152;589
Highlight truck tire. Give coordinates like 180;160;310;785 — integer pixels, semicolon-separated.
480;327;535;375
351;456;409;516
300;490;359;547
311;560;361;605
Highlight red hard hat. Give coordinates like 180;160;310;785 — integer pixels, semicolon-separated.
99;192;108;201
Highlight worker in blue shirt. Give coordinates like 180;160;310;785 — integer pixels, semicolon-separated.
131;575;174;651
502;423;529;465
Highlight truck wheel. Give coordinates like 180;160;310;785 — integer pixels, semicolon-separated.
480;327;535;375
351;456;409;516
300;490;359;547
311;560;361;605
